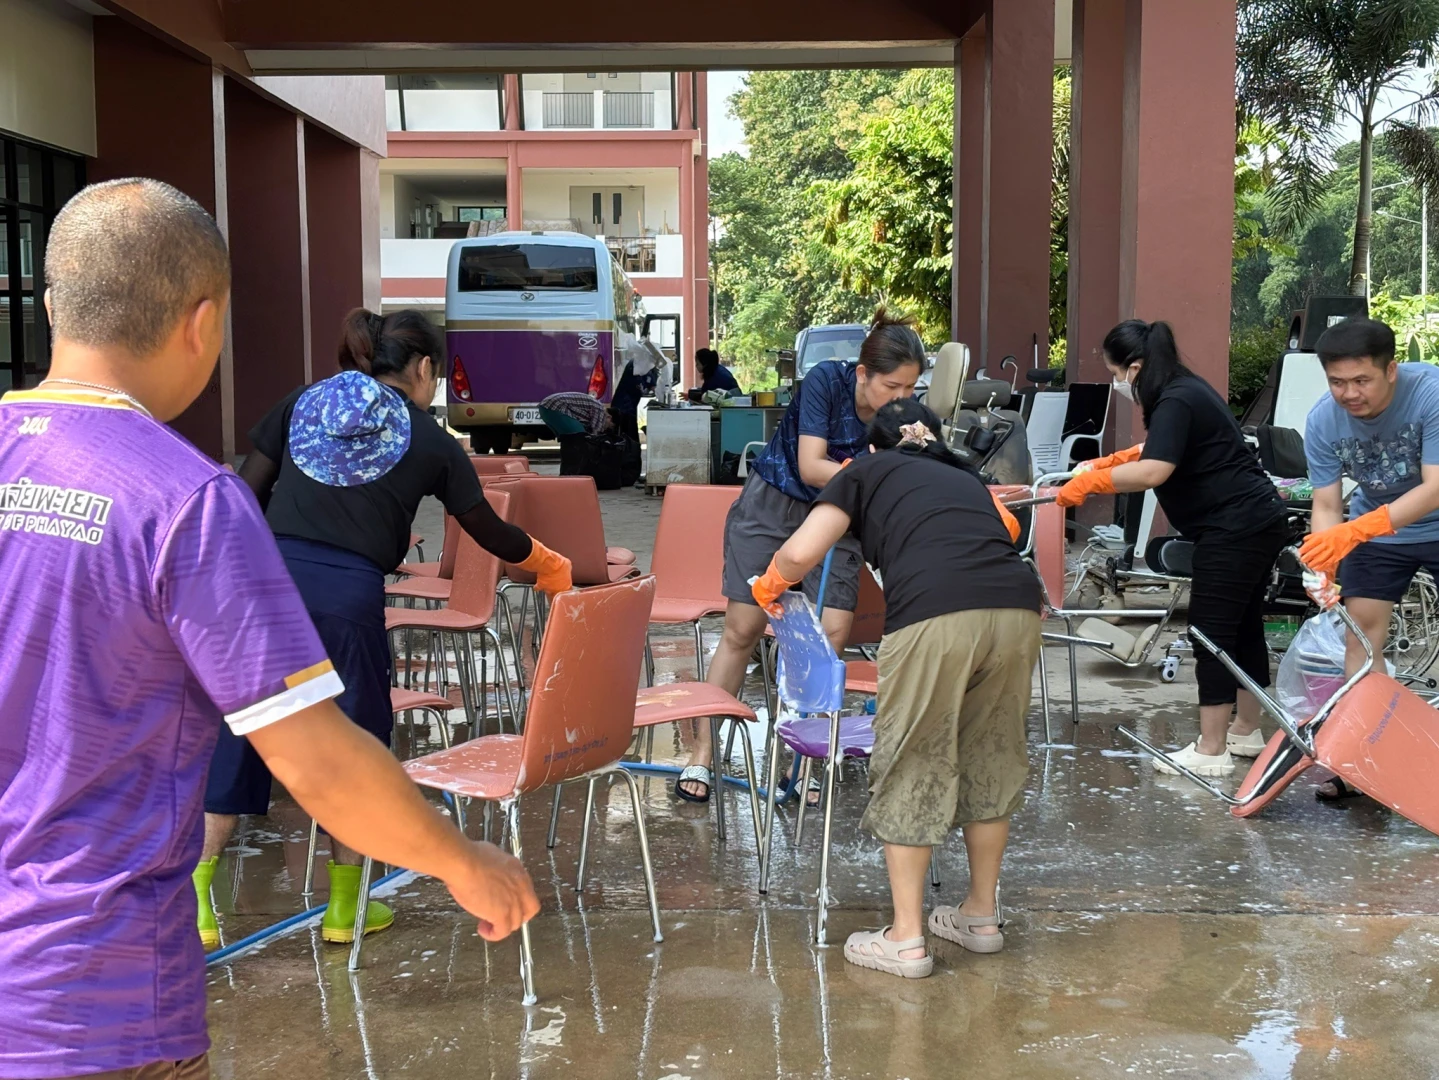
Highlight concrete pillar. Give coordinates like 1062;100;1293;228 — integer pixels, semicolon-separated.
506;146;523;231
693;73;711;352
91;18;231;460
952;27;985;353
503;74;521;131
1119;0;1237;396
1067;0;1125;385
224;80;309;452
305;124;380;380
679;148;696;387
676;72;694;130
981;0;1055;374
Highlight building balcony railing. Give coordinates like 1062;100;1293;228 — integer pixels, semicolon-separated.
606;236;657;274
542;92;594;128
602;92;655;129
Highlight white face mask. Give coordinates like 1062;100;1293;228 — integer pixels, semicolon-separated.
1112;368;1136;402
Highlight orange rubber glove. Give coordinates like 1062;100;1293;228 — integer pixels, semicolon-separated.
518;538;573;597
990;492;1022;543
1073;443;1143;474
1055;468;1118;508
1299;505;1395;576
751;558;800;616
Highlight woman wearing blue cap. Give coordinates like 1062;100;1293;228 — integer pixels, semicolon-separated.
197;307;572;947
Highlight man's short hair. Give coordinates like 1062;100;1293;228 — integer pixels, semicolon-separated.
45;178;230;357
1315;317;1396;369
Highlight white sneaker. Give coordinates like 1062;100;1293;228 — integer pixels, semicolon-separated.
1226;728;1266;758
1151;741;1235;777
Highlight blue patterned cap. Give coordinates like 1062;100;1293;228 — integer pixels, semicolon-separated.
288;371;412;487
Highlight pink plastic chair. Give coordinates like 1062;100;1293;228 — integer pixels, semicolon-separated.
472;454;531;476
386;489;519;735
349;576;661;1004
645;484;742;682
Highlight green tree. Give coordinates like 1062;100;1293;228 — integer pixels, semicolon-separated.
1237;0;1439;294
709;71;902;372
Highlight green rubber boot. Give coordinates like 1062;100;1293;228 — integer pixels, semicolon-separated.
193;856;220;950
321;861;394;944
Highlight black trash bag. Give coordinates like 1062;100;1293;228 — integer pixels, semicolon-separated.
559;432;641;490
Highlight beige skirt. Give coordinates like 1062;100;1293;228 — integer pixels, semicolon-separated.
861;607;1041;847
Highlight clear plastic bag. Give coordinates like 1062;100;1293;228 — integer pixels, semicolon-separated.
1274;609;1391;721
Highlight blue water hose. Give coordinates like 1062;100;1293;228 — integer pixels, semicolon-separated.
622;760;770;801
204;867;409;967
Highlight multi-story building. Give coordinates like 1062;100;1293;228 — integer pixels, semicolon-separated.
378;72;710;386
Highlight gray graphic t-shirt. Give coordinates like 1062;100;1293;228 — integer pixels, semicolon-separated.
1306;362;1439;543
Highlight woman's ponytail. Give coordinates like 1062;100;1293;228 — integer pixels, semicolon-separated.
336;307;444;380
867;398;977;474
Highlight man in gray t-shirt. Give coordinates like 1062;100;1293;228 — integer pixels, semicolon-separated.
1302;319;1439;708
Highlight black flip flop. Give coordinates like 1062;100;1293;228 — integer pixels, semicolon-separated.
1315;774;1364;802
674;765;713;803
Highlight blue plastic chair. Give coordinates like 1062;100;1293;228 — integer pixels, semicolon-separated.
758;583;873;946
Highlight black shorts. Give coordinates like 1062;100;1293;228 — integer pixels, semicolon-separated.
1337;539;1439;603
205;538;393;816
721;473;862;611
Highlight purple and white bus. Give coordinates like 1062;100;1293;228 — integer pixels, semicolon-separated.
444;232;646;453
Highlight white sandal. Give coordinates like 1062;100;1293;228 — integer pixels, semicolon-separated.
843;927;933;978
674;765;713;803
929;888;1006;954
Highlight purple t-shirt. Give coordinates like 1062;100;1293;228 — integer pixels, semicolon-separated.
0;387;343;1078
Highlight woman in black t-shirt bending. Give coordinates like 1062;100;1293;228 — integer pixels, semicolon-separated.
199;308;572;947
753;399;1041;980
1057;319;1288;781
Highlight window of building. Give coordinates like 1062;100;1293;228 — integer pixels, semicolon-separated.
384;74;502;133
0;135;85;392
457;207;507;222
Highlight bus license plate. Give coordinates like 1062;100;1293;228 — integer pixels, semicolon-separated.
508;407;544;426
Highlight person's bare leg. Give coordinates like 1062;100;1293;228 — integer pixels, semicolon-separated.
1195;704;1234;756
1343;597;1392;678
202;813;237;862
819;608;855;657
959;817;1009;936
1228;688;1263;738
330;839;362;866
882;843;931;958
678;603;769;797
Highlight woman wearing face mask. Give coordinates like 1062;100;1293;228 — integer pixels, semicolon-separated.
1056;319;1288;778
199;308;572;947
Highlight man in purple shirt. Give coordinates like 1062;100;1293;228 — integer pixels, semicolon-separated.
0;178;539;1080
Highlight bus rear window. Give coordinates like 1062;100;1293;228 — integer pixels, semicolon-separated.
457;245;598;292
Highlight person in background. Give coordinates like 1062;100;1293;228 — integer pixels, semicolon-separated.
755;399;1037;978
199;307;571;949
1300;317;1439;801
1056;319;1288;778
609;354;659;442
0;179;538;1080
674;309;923;803
696;347;741;396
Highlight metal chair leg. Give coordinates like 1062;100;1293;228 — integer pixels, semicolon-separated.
576;777;598;892
929;849;941;890
815;712;842;947
759;720;781;894
795;757;813;844
546;786;563;849
730;717;764;857
613;767;663;943
1065;615;1081;724
347;855;374;972
693;621;707;680
506;799;538;1005
1037;635;1053;744
302;818;319;899
644;637;656;688
710;717;727;843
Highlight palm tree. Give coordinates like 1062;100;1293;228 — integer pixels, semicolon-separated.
1238;0;1439;295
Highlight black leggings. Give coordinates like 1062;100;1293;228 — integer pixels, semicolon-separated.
1187;519;1290;707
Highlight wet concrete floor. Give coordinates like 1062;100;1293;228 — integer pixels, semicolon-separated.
204;478;1439;1079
